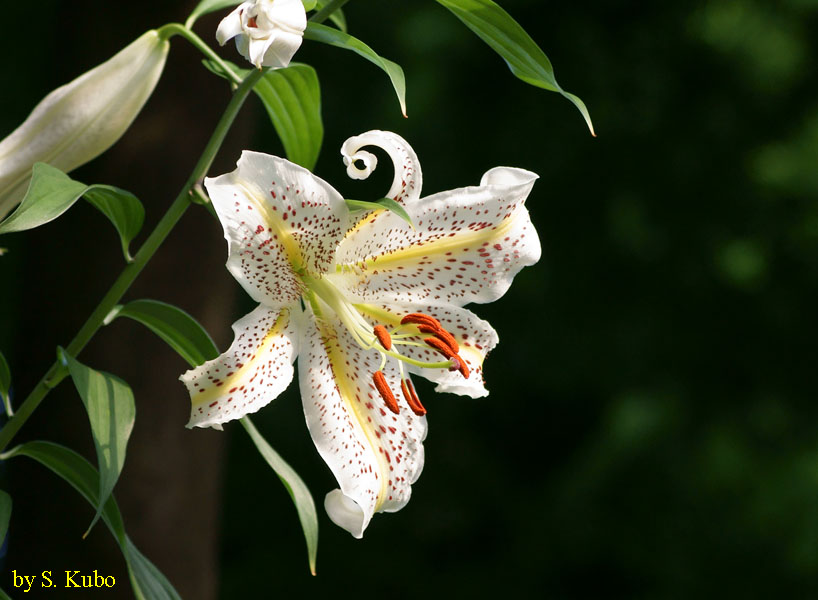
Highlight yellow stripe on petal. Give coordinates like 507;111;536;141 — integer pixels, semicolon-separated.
334;167;540;308
315;317;390;511
298;304;427;537
360;213;517;271
190;310;290;408
182;306;298;429
205;151;348;308
237;179;306;273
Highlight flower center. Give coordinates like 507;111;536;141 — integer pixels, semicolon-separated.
301;275;470;416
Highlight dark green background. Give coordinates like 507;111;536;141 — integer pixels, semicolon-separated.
2;0;817;597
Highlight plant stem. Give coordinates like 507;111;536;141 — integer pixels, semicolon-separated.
158;23;243;86
0;68;265;453
310;0;351;24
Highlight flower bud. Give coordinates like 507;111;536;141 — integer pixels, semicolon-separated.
0;30;169;219
216;0;306;69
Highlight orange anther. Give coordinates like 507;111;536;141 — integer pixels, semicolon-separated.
400;312;442;329
401;379;426;416
424;337;456;359
372;370;399;414
434;328;460;354
417;324;460;354
373;325;392;350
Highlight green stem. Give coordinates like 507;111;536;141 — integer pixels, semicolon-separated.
0;68;265;453
310;0;351;24
158;23;243;86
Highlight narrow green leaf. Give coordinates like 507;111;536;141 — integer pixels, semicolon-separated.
315;0;347;31
0;441;127;539
345;197;414;228
108;299;219;368
241;417;319;575
303;0;318;10
62;350;135;537
304;23;407;117
0;441;180;599
187;0;241;26
123;537;183;600
0;350;11;417
435;0;595;135
0;586;11;600
0;490;11;545
225;62;324;170
0;163;145;261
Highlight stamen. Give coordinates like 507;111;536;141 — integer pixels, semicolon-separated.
424;337;456;359
372;370;399;414
425;339;470;379
373;325;392;350
401;312;442;329
416;324;460;354
401;379;426;416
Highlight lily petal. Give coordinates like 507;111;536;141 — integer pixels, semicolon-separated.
261;30;307;69
299;302;426;538
248;35;275;69
205;151;349;309
257;0;307;34
215;2;249;46
356;302;499;398
340;131;423;237
335;166;541;307
341;130;422;205
181;305;300;429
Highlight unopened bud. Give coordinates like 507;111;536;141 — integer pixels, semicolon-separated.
0;30;169;219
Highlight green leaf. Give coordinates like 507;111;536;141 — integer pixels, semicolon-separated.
435;0;595;136
186;0;240;26
0;163;145;261
0;350;11;417
0;586;11;600
315;0;347;31
241;417;319;575
0;441;126;536
83;186;145;262
345;197;414;228
303;0;317;10
123;538;182;600
0;441;180;599
107;299;219;368
0;489;11;545
304;23;407;117
226;62;324;171
61;350;135;537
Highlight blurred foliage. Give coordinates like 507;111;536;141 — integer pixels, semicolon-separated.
2;0;818;598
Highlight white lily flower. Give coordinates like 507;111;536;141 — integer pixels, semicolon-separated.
216;0;307;69
181;131;541;537
0;31;169;220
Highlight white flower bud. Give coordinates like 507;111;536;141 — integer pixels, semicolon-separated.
0;30;169;219
216;0;307;69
